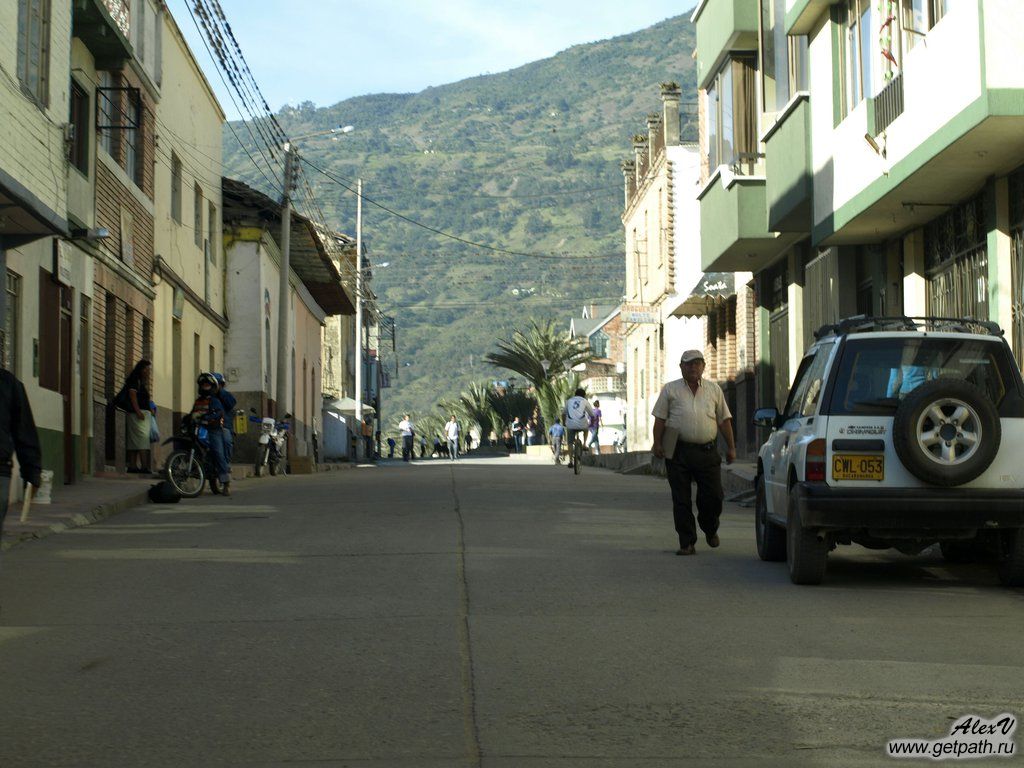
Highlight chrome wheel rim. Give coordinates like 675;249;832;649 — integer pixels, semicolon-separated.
168;453;203;495
915;397;982;466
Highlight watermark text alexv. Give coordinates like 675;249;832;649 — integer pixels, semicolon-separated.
888;714;1017;760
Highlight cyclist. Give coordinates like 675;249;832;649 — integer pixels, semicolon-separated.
562;388;595;469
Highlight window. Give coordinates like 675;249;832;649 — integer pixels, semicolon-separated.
16;0;50;106
207;202;217;266
120;207;134;264
1;272;21;374
123;93;142;187
782;343;833;420
171;153;182;223
97;71;117;158
828;338;1013;415
761;0;808;113
194;184;203;247
839;0;873;117
706;56;758;174
590;331;610;359
69;80;89;174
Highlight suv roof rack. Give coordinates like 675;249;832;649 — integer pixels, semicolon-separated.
813;315;1004;340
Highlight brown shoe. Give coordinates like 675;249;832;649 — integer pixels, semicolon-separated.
676;544;696;556
706;533;720;548
221;483;231;498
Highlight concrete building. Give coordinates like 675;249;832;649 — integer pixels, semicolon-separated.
221;178;354;468
151;8;227;441
692;0;1024;433
570;306;627;451
620;84;744;451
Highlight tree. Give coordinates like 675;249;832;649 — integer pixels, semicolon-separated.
485;319;590;390
486;320;592;435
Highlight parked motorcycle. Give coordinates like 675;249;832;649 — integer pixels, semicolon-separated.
250;409;290;477
162;416;221;498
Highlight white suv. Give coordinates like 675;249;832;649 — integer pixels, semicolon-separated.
753;317;1024;586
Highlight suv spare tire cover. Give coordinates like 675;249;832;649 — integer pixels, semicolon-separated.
892;378;1000;486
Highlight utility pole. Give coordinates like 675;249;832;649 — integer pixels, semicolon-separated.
354;178;363;453
276;144;296;419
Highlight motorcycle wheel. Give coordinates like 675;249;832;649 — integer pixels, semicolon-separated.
254;446;268;478
165;451;205;498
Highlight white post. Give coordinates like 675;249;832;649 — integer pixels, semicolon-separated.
277;145;294;419
355;178;363;456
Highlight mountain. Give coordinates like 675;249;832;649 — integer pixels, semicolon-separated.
221;12;698;424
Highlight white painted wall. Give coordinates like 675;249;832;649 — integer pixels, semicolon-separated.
224;239;267;393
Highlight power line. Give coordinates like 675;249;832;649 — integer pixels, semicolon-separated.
301;157;624;261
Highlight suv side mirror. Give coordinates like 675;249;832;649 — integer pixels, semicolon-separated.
753;407;779;429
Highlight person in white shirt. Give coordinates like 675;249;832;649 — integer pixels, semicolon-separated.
652;349;736;556
562;387;595;469
444;415;460;461
398;414;415;462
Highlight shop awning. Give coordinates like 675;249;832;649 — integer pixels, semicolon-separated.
671;273;736;318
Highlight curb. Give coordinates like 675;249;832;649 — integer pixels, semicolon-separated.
1;489;151;552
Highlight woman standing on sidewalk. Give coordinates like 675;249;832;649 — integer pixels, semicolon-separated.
123;360;153;473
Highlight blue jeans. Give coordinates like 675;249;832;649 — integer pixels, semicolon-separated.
206;429;231;484
447;438;459;459
223;429;234;463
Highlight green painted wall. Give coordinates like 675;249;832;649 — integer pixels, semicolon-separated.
700;177;770;271
695;0;759;88
765;96;812;232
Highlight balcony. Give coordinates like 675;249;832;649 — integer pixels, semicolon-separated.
73;0;132;69
698;167;777;273
692;0;759;90
764;93;812;233
818;1;1024;245
785;0;835;35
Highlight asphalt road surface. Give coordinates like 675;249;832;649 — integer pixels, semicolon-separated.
1;455;1022;767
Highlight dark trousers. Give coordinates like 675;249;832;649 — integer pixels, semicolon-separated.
402;435;414;461
665;441;724;547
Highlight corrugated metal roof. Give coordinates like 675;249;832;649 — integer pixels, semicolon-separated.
222;177;355;316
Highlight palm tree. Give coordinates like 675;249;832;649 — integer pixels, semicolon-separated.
535;373;581;435
485;319;591;390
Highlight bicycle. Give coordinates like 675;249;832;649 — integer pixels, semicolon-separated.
568;431;584;475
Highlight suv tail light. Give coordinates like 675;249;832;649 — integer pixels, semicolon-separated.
806;438;827;482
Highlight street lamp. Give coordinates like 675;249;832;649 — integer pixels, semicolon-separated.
276;125;354;419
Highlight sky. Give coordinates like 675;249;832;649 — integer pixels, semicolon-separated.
169;0;695;118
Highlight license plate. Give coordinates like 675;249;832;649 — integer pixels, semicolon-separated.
832;454;884;481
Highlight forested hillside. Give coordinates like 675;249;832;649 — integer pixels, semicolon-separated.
222;13;698;423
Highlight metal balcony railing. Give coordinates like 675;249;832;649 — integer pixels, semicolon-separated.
872;72;904;135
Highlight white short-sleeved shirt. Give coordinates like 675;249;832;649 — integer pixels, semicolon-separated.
445;421;459;439
651;378;731;444
399;419;414;437
564;396;594;431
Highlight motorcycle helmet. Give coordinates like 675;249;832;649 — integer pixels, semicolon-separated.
197;372;219;393
212;372;226;388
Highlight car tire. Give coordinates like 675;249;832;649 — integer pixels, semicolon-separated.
755;475;786;562
997;529;1024;587
892;378;1000;487
786;489;828;585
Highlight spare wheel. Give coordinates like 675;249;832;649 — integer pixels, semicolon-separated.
892;378;1000;486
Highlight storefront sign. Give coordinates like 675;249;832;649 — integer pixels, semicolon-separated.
621;302;659;324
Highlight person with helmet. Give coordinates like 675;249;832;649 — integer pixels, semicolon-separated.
212;372;237;465
189;372;231;497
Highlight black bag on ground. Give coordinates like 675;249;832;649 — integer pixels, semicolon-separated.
148;481;181;504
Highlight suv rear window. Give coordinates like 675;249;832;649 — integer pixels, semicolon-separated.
827;337;1015;416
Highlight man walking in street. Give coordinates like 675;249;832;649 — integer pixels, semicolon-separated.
510;417;524;453
548;418;565;464
0;369;41;548
587;399;603;453
651;350;736;556
398;414;415;462
444;415;460;461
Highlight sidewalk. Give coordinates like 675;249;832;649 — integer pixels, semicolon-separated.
1;475;154;551
1;462;355;552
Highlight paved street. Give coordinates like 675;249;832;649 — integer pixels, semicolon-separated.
1;458;1021;767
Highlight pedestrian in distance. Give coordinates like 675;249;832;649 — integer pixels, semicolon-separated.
511;417;523;453
119;359;153;473
398;414;415;461
548;417;565;464
362;417;375;461
420;434;427;458
464;432;472;453
433;435;442;458
445;414;460;461
386;436;396;458
651;350;736;556
0;369;42;548
525;419;535;448
588;399;603;453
